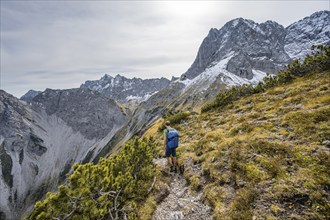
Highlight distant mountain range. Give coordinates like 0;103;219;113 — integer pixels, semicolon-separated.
1;10;329;219
21;75;171;105
80;74;171;103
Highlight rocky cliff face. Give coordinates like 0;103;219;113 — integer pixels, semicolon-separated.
182;11;329;87
20;90;41;103
182;18;289;81
0;89;128;219
32;88;127;140
80;74;171;103
285;10;330;59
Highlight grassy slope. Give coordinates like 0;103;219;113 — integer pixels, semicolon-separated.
145;70;330;219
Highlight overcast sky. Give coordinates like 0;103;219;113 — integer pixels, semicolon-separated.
1;1;329;97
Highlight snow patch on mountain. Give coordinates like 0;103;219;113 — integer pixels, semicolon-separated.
221;70;251;87
126;91;159;102
250;69;268;84
231;18;240;27
179;52;269;93
217;68;267;87
126;95;144;101
285;10;330;59
181;52;236;92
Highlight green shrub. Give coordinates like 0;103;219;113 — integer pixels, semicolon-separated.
29;137;156;220
158;111;190;132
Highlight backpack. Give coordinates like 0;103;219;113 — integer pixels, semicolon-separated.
167;129;179;149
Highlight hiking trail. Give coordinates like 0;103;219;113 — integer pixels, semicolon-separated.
152;158;213;220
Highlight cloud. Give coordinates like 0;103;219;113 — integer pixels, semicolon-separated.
1;1;328;97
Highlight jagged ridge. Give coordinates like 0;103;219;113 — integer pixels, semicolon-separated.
80;74;171;103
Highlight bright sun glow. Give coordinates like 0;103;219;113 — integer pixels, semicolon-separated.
164;1;216;17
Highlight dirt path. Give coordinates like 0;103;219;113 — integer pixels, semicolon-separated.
152;158;213;220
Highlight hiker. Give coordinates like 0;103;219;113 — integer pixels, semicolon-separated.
164;121;179;172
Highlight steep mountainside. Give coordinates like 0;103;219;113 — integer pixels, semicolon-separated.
0;89;128;219
285;11;330;59
116;11;330;148
182;19;288;81
31;88;127;140
80;74;171;103
148;70;330;220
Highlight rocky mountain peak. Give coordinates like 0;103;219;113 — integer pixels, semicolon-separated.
260;20;284;32
207;27;220;38
289;10;329;27
181;11;329;85
100;73;111;80
0;90;31;130
114;73;124;78
20;89;41;103
80;74;170;103
182;16;289;81
1;89;24;110
285;10;330;59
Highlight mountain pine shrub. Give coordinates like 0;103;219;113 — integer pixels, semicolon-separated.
158;111;190;132
29;137;157;220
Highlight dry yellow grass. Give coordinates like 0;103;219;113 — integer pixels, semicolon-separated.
150;70;330;220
